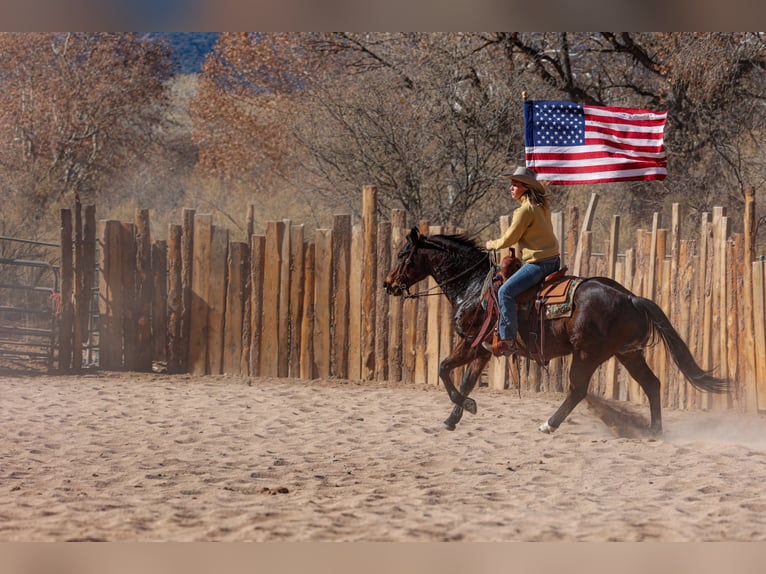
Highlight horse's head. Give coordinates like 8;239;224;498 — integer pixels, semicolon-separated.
384;227;437;296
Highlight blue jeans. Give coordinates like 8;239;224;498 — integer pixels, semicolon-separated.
497;256;560;341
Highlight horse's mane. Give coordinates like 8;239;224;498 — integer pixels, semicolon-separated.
429;233;483;254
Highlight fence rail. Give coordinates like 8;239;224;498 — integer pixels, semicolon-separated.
53;186;766;413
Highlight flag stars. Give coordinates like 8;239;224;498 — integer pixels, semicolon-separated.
533;101;585;147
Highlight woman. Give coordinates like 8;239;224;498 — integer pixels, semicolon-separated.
484;166;560;356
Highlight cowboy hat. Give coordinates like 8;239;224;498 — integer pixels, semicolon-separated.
500;166;546;196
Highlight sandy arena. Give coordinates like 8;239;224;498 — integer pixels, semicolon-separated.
2;371;766;542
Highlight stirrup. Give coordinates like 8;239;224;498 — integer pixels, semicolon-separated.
482;336;521;357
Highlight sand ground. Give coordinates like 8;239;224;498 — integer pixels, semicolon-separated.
2;371;766;541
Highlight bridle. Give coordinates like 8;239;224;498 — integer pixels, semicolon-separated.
393;236;492;300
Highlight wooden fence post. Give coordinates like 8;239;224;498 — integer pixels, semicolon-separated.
206;226;229;375
388;209;406;382
743;187;758;411
151;240;167;367
362;186;377;380
375;221;391;381
167;224;183;373
753;260;766;411
332;215;352;379
188;214;212;375
223;241;247;374
241;205;254;375
72;199;84;372
249;235;265;377
288;225;305;378
260;221;284;377
98;220;123;370
300;243;316;379
120;222;137;370
81;205;96;367
278;220;292;377
314;229;333;379
134;209;153;372
180;208;195;373
414;221;430;385
348;224;363;379
59;208;74;371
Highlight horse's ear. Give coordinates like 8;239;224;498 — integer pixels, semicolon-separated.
409;227;421;243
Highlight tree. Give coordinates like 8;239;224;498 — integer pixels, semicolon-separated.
0;33;174;235
476;32;766;232
290;33;531;228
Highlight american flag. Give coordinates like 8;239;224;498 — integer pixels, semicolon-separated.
524;100;667;184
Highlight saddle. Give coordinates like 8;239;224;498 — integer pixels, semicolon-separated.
473;253;579;366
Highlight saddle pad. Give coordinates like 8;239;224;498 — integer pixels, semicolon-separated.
519;277;583;320
539;277;576;306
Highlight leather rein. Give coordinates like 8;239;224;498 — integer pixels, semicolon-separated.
397;240;493;300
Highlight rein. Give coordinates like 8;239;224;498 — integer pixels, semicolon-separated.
403;250;492;300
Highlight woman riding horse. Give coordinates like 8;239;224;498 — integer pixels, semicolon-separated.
384;228;728;435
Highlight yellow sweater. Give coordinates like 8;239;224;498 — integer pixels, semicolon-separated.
488;195;559;262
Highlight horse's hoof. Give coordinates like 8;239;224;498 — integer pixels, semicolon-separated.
538;421;557;434
443;420;456;431
463;397;477;415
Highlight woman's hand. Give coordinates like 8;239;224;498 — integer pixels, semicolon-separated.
485;240;493;251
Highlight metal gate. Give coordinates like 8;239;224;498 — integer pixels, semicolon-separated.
0;236;60;372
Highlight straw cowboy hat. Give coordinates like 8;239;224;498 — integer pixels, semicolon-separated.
501;166;547;196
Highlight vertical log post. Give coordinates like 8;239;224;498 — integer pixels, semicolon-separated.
388;209;406;382
314;229;333;379
300;243;316;379
248;235;265;377
743;187;757;411
180;208;195;373
362;186;377;380
166;224;183;373
348;224;363;380
82;205;96;367
98;220;123;370
278;220;292;377
120;222;137;370
151;240;167;367
134;209;153;372
375;221;391;381
59;208;74;371
241;205;255;375
332;215;352;378
72;198;84;372
188;214;212;375
288;225;305;378
223;242;247;374
260;221;284;377
414;221;429;385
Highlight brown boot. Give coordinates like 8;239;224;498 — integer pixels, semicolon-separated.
481;336;521;357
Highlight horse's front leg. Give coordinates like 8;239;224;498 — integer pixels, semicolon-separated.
442;346;491;431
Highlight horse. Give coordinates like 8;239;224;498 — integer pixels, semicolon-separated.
383;227;729;435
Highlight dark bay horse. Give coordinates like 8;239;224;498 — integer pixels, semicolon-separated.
383;228;729;435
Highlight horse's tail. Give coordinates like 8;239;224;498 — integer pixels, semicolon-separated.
631;295;729;394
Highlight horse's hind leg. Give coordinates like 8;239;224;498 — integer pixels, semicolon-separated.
539;355;598;433
616;351;662;435
443;354;490;431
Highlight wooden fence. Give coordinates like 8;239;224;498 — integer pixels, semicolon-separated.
56;186;766;413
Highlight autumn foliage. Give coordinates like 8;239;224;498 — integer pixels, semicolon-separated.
1;32;766;247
